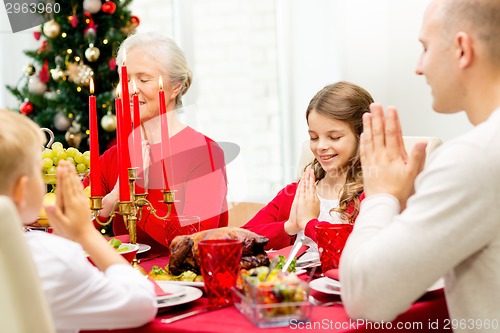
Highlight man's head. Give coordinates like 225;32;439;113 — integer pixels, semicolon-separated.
416;0;500;122
0;109;45;223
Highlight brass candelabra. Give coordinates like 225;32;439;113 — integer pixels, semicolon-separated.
89;167;176;273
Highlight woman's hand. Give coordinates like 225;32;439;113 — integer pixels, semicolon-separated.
296;169;320;230
100;180;119;218
45;160;94;241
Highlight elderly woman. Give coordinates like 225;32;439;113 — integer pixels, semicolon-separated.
94;33;228;256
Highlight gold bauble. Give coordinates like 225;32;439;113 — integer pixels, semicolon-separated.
43;20;61;38
101;113;117;132
24;64;36;76
65;130;83;148
85;45;100;62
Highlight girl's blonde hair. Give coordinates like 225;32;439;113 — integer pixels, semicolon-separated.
116;32;192;108
0;109;44;194
305;81;373;223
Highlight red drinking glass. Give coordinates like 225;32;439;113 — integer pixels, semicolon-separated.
314;223;353;272
198;239;243;307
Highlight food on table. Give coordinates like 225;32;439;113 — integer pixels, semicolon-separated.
108;238;122;249
240;266;310;317
148;265;204;282
42;142;90;184
168;227;270;275
274;255;297;273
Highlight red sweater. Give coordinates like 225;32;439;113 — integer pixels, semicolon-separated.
90;126;228;255
242;182;364;250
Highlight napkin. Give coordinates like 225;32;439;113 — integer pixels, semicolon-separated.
324;269;339;281
267;245;309;260
148;277;171;297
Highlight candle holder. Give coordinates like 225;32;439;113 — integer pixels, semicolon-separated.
91;167;177;274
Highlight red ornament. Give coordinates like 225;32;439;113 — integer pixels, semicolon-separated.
20;101;34;115
39;59;50;83
101;1;116;14
71;15;79;28
130;15;140;27
109;58;117;71
33;31;42;40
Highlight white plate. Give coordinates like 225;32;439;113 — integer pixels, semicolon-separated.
294;269;307;275
309;277;341;295
296;251;319;264
155;283;187;302
156;283;203;308
162;280;204;288
309;277;445;296
137;243;151;254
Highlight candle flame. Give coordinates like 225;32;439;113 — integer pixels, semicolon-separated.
132;79;137;94
122;49;126;66
159;76;163;90
90;78;94;95
116;85;121;98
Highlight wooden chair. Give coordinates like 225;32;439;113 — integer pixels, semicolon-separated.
227;201;265;228
0;196;55;333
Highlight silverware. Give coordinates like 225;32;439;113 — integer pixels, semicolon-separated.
308;295;342;307
282;235;305;273
161;305;228;324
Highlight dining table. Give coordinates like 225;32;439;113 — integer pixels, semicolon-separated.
82;254;452;333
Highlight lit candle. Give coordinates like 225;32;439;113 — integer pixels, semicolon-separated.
89;78;102;197
120;50;133;159
115;86;130;201
159;76;171;190
132;80;144;194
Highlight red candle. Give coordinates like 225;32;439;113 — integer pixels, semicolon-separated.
121;52;133;174
159;76;171;190
132;80;144;194
89;78;102;197
115;87;130;202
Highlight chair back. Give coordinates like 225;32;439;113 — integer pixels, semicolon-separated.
228;201;265;228
297;136;443;178
0;196;55;333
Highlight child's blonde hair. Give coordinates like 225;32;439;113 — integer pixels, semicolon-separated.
0;109;44;194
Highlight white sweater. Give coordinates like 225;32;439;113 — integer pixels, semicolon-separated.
340;109;500;332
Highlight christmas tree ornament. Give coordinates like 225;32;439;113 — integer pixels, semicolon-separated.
51;66;65;81
130;16;141;28
43;20;61;38
108;58;116;71
85;43;100;62
101;1;117;14
44;91;57;100
20;100;34;115
33;31;42;40
66;62;94;86
83;0;102;14
28;77;48;94
54;112;71;131
69;15;79;28
24;64;36;76
39;60;50;83
101;111;117;132
65;130;83;148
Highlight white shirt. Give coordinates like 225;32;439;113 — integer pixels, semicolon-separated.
24;231;157;333
340;108;500;332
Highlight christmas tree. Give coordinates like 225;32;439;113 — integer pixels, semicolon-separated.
7;0;140;152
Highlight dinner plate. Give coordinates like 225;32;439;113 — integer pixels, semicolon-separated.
162;280;204;288
155;282;187;302
137;243;151;254
309;277;341;295
156;283;203;308
309;277;445;296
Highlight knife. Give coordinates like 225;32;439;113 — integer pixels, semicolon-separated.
161;305;229;324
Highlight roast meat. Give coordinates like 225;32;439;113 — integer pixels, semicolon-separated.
168;227;270;275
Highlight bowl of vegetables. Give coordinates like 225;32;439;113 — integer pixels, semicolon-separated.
87;239;139;265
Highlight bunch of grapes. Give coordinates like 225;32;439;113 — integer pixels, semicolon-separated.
41;142;90;184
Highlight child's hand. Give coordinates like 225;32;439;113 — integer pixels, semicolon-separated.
45;160;93;241
296;169;320;230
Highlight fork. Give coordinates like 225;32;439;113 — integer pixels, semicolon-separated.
308;295;342;307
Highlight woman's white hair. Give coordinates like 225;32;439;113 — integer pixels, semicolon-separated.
116;32;192;107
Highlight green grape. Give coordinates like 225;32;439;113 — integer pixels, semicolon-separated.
76;163;87;173
56;150;68;160
42;148;54;159
66;147;79;158
52;156;59;166
46;166;56;175
42;157;53;170
51;142;64;152
82;154;90;167
74;153;85;164
66;157;75;165
83;151;90;157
